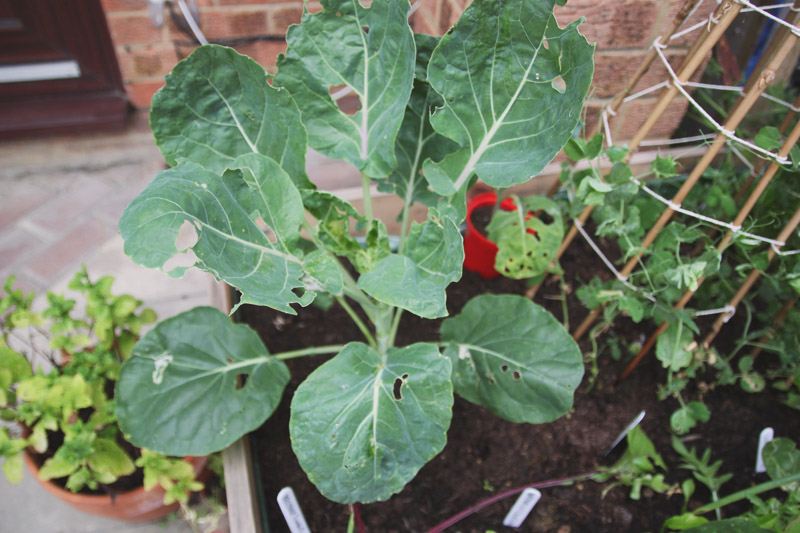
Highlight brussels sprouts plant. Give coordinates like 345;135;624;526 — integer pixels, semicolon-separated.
115;0;594;504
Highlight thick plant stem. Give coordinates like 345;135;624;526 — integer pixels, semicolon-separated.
274;345;347;361
362;175;373;223
387;307;404;349
336;295;378;349
374;306;395;355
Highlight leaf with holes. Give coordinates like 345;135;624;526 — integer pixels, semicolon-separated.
290;342;453;503
487;195;564;279
357;212;463;318
441;294;583;423
150;45;311;188
274;0;415;178
119;157;334;314
421;0;594;195
115;306;289;456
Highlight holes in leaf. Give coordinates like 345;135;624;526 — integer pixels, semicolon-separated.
330;85;361;115
235;373;249;390
543;39;550;49
552;76;566;93
501;365;509;372
175;220;199;249
163;221;199;273
512;371;522;381
393;373;409;401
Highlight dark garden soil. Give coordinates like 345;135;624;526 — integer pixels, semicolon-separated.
241;230;800;533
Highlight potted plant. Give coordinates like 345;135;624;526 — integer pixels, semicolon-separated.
0;270;206;522
464;191;566;280
111;0;595;522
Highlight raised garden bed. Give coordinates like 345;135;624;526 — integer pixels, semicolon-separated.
239;233;800;532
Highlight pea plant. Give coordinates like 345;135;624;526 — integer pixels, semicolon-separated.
114;0;594;505
557;117;800;436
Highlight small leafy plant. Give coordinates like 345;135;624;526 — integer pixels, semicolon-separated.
113;0;594;505
664;437;800;532
0;272;202;505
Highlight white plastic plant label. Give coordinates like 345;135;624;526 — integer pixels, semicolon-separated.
277;486;311;533
755;427;774;474
502;488;542;527
604;410;646;456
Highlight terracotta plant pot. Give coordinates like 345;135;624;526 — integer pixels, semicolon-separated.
22;451;208;522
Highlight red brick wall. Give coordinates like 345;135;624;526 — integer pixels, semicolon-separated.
101;0;716;141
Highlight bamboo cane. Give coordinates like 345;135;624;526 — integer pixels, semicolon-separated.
528;1;742;301
573;20;800;343
618;112;800;378
733;93;800;203
703;205;800;348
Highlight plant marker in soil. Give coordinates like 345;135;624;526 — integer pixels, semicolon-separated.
755;427;774;474
603;410;646;456
502;487;542;527
278;487;311;533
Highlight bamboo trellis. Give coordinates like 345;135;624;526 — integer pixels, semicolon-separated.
536;0;800;380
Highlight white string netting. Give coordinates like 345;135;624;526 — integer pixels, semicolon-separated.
582;0;800;319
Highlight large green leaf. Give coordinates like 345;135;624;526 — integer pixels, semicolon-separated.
441;294;583;423
150;45;310;188
274;0;415;177
487;195;564;279
119;157;336;314
358;214;463;318
115;307;289;456
290;342;453;503
378;34;457;208
422;0;594;195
